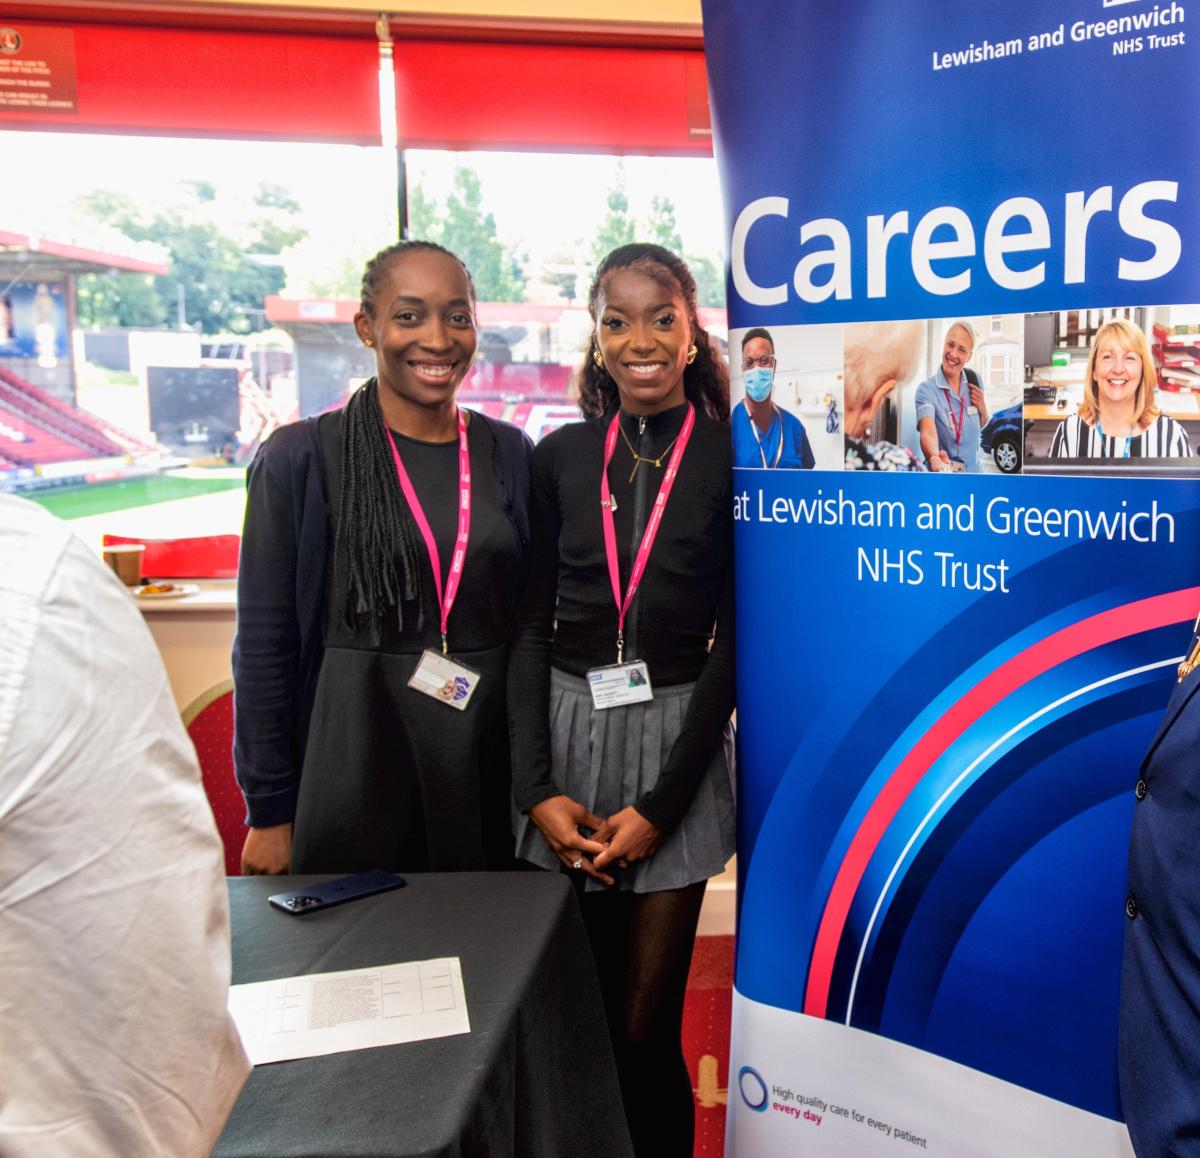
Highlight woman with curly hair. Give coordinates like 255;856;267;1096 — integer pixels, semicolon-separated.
508;243;736;1156
234;240;532;875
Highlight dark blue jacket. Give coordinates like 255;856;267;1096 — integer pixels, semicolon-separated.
232;408;532;827
1121;622;1200;1156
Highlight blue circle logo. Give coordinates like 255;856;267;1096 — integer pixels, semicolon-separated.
737;1065;769;1112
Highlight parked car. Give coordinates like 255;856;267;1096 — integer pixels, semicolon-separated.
980;403;1029;474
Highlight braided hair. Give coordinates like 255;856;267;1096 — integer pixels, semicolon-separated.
577;243;729;422
335;240;476;640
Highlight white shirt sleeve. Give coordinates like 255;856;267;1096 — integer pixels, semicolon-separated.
0;496;249;1157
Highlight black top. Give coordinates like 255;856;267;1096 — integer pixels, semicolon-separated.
232;403;533;828
284;415;526;873
507;401;735;832
320;416;521;653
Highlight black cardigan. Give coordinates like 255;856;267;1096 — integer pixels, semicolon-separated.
232;406;532;828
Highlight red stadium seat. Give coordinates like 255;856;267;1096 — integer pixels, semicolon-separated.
102;533;240;579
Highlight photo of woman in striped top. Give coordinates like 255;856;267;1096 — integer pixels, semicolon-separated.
1050;318;1192;459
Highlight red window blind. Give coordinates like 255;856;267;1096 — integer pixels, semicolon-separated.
0;21;380;143
0;20;712;156
394;39;712;155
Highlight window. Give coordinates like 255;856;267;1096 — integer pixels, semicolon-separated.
1;129;394;551
0;23;723;563
3;133;725;552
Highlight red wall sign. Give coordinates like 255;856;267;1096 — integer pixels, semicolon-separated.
0;25;77;115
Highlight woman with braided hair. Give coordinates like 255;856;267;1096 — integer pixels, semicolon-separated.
233;241;532;875
509;244;735;1156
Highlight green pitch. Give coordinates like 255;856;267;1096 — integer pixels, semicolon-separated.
29;473;246;520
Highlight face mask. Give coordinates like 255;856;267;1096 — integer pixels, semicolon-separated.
744;366;774;402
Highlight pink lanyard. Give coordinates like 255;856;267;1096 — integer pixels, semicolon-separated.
600;404;695;663
386;410;471;655
942;386;965;445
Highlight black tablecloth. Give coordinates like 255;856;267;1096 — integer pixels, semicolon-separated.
215;872;633;1158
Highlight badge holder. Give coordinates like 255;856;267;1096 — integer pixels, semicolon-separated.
587;660;654;711
409;649;482;711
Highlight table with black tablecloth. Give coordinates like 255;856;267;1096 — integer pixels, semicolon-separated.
215;872;633;1158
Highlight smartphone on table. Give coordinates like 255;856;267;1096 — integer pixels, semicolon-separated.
268;869;407;915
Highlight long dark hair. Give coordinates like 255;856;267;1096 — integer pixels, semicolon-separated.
335;239;476;639
577;243;729;422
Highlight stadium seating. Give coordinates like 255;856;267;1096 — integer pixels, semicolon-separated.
0;401;87;465
0;367;156;463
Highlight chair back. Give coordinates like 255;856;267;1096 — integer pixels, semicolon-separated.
182;683;245;875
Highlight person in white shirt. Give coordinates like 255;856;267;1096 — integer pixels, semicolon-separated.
0;494;248;1157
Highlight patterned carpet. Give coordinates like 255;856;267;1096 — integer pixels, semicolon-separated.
685;935;734;1156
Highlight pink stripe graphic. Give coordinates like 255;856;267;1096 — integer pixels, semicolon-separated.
804;586;1200;1018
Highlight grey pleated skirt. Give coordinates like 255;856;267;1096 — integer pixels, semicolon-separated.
514;668;736;893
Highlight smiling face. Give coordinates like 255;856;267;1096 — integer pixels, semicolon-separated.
1092;335;1143;411
354;248;476;424
594;266;691;415
941;325;973;383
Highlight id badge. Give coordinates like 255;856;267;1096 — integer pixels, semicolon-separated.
408;649;482;711
587;661;654;711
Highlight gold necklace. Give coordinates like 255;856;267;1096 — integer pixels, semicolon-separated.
618;421;680;484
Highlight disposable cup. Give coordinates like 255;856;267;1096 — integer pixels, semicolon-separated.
102;543;146;587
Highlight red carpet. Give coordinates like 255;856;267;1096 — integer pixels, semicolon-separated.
685;935;733;1157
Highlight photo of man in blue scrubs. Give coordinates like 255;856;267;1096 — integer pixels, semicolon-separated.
731;327;815;470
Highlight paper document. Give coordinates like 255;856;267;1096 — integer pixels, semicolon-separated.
228;957;470;1065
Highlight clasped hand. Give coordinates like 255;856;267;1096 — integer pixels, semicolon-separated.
968;383;988;423
528;795;662;886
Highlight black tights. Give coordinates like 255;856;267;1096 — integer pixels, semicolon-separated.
575;879;707;1158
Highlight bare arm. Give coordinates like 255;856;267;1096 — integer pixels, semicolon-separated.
918;416;949;470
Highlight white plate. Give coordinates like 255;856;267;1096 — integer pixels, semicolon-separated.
134;583;200;600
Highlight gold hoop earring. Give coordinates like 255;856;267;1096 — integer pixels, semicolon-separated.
686;344;698;365
593;349;605;370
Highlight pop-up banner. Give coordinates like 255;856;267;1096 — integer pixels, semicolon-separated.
702;1;1200;1154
